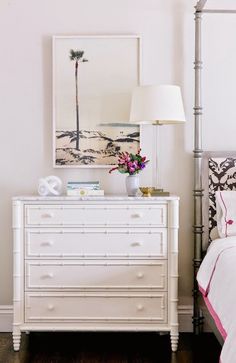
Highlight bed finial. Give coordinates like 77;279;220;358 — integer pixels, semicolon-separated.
195;0;207;12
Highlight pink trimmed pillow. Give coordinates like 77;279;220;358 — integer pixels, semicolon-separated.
215;191;236;238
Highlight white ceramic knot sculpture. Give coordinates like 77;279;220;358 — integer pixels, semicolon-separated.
38;176;62;196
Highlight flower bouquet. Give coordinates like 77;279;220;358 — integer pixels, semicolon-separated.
109;150;149;196
109;149;149;175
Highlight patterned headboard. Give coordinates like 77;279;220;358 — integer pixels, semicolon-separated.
203;152;236;249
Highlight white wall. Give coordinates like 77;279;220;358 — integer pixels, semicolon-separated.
1;0;235;308
0;0;194;307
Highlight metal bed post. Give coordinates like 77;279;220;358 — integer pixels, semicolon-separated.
193;0;236;335
193;0;206;335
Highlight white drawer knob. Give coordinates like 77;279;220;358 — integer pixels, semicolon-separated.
131;242;142;247
41;213;54;218
131;213;143;218
47;304;55;311
137;304;144;311
41;241;54;247
42;273;54;279
137;272;144;279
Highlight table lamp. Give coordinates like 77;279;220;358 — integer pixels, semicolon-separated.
129;84;186;195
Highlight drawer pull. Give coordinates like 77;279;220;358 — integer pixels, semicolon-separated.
41;213;54;219
130;242;142;247
131;213;143;218
41;241;54;247
42;273;54;279
136;272;144;279
47;304;55;311
137;304;144;311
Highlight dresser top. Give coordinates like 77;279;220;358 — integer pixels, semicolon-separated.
12;194;179;202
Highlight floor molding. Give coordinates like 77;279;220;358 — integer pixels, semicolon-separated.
178;305;193;333
0;305;194;333
0;306;13;333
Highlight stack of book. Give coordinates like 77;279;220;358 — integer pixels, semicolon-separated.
67;181;104;196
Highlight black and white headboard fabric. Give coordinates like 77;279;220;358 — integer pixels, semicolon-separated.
203;153;236;249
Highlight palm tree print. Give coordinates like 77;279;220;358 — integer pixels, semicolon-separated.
69;49;88;150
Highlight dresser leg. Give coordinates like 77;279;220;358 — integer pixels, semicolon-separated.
170;330;179;352
13;329;21;351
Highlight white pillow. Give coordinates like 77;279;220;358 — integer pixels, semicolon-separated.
215;191;236;238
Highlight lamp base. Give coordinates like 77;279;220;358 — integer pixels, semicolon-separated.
151;188;170;196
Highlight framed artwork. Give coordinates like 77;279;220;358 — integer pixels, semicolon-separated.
53;35;141;168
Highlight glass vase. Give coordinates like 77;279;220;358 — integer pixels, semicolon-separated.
125;174;139;197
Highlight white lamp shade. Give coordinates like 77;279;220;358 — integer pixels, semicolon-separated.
129;85;186;125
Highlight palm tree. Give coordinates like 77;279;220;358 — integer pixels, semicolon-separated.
69;49;88;150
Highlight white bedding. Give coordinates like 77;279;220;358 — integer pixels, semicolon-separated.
197;236;236;363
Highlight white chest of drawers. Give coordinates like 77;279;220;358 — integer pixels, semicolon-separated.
12;196;179;351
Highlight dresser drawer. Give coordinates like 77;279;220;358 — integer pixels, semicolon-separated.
25;260;167;290
25;204;167;227
25;292;167;323
25;228;167;258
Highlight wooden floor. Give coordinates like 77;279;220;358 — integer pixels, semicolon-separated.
0;332;221;363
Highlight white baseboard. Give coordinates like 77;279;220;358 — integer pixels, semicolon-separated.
178;305;193;332
0;305;13;332
0;305;194;333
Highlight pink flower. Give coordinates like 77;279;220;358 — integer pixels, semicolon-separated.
108;150;149;175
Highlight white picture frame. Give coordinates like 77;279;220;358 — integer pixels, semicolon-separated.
53;35;141;168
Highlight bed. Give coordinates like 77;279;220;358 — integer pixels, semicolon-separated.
193;1;236;362
197;153;236;361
